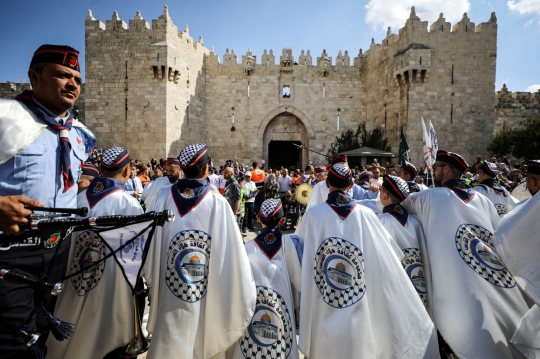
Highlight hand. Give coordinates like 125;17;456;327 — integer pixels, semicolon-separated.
369;184;379;193
133;192;139;198
0;196;44;236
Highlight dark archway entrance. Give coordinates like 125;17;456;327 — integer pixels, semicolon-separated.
268;140;302;170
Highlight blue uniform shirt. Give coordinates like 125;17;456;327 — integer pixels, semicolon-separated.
0;99;87;209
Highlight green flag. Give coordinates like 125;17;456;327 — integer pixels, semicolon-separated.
399;126;410;165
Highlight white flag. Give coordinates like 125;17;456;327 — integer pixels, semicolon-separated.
429;120;438;166
421;118;432;170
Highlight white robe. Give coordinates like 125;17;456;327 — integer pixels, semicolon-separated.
402;187;529;359
145;184;256;359
378;210;432;313
474;183;520;217
46;186;143;359
494;193;540;358
232;235;302;359
296;199;438;359
306;181;376;210
143;176;175;211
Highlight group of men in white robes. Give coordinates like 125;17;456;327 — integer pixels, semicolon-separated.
48;142;540;359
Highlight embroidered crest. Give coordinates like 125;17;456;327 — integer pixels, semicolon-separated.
458;183;467;190
70;230;106;296
44;233;61;249
181;188;195;199
401;248;427;307
240;286;293;359
67;55;78;68
94;181;104;193
76;135;83;147
165;230;211;302
314;237;365;308
337;193;351;205
264;233;276;244
455;224;515;288
394;205;404;214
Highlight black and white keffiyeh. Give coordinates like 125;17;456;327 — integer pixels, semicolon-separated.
178;143;208;169
402;161;418;177
481;161;499;177
382;175;410;200
101;147;130;172
259;198;284;220
328;163;352;181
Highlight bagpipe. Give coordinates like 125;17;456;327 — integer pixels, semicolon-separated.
0;207;175;357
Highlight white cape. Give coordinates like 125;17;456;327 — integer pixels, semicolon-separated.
474;184;520;217
145;184;256;359
403;188;529;359
143;176;175;211
46;189;143;359
296;200;438;359
232;235;302;359
378;211;432;312
494;193;540;357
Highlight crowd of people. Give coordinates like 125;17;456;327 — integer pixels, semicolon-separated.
0;43;539;359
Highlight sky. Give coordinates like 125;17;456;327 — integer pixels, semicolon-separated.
1;0;539;92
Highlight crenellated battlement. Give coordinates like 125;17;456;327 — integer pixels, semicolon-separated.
494;84;540;134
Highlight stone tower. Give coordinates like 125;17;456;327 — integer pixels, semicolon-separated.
85;7;498;167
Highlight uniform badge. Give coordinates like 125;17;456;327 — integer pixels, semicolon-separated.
315;237;366;308
240;286;293;359
94;181;104;193
336;194;351;205
44;233;61;248
67;55;78;68
455;223;515;288
180;188;195;199
70;230;106;296
165;230;211;302
394;205;404;214
401;248;426;307
263;233;276;244
76;136;83;147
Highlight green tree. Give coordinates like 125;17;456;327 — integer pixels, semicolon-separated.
487;118;540;162
326;123;393;159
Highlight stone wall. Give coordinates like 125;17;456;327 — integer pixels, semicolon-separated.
0;82;85;122
494;84;540;134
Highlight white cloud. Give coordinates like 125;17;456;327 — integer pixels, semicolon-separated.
365;0;471;31
525;84;540;92
508;0;540;17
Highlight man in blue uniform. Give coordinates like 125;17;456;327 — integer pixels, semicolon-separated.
0;44;89;358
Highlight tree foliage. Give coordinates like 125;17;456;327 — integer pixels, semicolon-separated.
326;123;393;159
487;118;540;162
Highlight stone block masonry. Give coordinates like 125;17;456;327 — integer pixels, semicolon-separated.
3;6;530;167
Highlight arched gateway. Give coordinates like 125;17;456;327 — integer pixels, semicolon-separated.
260;106;312;170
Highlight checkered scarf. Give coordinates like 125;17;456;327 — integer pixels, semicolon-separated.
15;90;75;192
382;175;410;201
259;199;284;221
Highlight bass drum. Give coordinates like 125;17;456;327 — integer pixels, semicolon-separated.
511;182;531;201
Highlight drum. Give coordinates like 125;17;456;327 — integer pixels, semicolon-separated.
511;182;531;201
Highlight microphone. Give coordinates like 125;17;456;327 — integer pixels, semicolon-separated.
0;269;63;296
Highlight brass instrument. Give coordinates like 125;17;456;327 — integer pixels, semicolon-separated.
120;288;150;357
296;183;313;205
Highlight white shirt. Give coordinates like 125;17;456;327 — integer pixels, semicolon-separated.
276;175;292;193
242;180;257;203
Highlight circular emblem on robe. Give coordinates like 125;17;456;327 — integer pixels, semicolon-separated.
401;248;427;306
455;223;515;288
181;188;195;199
264;233;276;244
94;182;104;193
44;233;61;249
494;203;507;216
165;229;211;302
240;286;293;359
336;194;351;205
314;237;365;308
70;230;106;296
